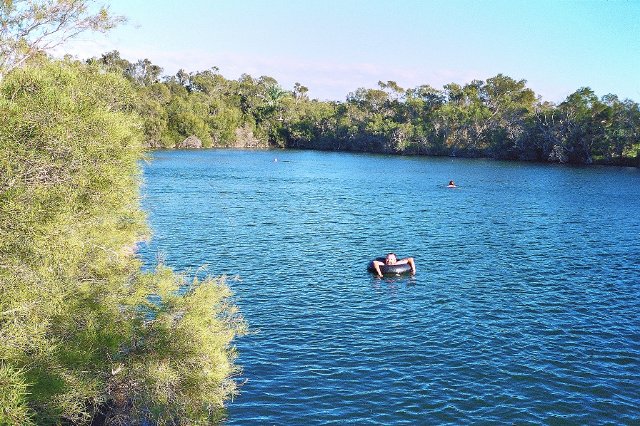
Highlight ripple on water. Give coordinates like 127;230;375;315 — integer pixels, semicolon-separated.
140;150;640;425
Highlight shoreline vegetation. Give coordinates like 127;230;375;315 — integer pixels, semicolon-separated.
93;51;639;167
0;60;246;424
2;6;249;424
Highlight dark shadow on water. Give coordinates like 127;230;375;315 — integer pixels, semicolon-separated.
370;274;417;287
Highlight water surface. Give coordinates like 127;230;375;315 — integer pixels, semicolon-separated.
140;150;640;424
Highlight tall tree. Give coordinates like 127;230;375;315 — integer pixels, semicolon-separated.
0;0;124;77
482;74;536;158
557;87;607;163
601;94;640;161
293;82;309;102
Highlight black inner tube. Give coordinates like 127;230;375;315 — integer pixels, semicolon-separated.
367;257;412;275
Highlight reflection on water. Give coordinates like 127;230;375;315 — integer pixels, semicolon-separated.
140;150;640;425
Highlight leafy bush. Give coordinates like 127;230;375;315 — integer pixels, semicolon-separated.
0;59;245;425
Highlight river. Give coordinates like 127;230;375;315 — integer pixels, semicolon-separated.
140;149;640;424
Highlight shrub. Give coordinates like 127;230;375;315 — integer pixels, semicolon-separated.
0;59;245;424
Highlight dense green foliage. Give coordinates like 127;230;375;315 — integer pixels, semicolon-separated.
0;60;245;424
96;51;639;166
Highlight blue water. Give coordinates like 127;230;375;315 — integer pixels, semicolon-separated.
139;150;640;425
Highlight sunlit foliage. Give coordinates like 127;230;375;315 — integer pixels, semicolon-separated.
0;59;245;424
96;52;639;165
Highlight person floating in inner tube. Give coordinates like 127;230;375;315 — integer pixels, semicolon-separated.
447;180;456;188
371;253;416;278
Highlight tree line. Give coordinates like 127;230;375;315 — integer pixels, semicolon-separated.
95;51;640;166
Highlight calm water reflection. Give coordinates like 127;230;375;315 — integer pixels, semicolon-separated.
140;150;640;425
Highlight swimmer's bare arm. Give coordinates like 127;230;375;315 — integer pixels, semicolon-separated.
396;257;416;275
372;260;384;278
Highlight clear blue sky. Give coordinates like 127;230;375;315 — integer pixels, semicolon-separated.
62;0;640;102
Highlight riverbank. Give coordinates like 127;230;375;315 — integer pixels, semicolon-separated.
149;142;640;167
89;52;640;169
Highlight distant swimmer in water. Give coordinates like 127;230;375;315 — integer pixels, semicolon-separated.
273;158;278;162
447;180;456;188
